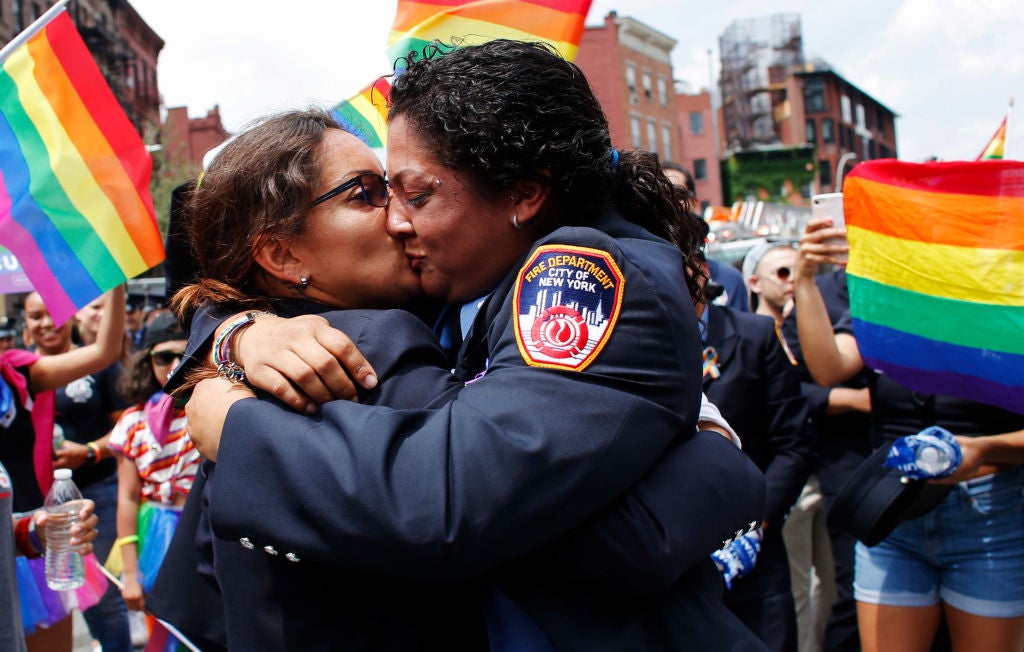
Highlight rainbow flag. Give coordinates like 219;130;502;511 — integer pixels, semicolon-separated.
331;0;593;148
0;3;164;325
977;108;1010;160
844;159;1024;414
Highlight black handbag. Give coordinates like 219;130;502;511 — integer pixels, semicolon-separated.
827;444;953;547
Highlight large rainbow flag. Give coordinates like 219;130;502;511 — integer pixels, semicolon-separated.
331;0;593;148
844;159;1024;414
0;2;164;325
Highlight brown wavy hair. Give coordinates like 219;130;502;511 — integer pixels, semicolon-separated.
170;109;339;325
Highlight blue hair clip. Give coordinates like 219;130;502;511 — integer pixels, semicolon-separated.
610;149;619;169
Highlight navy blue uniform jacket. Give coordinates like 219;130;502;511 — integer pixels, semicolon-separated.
703;305;812;607
155;213;766;650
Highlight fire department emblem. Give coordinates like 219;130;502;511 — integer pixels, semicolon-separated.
514;244;624;371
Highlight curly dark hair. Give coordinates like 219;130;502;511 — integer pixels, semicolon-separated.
171;109;337;324
388;39;706;303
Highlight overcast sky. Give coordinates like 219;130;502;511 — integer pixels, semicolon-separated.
130;0;1022;164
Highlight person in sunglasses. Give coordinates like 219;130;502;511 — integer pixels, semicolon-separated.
167;43;766;651
743;239;799;328
104;311;196;648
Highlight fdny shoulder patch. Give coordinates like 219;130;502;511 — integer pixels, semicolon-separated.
513;244;625;371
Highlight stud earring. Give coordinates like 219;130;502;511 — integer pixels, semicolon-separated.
511;213;522;230
300;277;309;291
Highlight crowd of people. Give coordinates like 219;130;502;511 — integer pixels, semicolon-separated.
2;38;1022;652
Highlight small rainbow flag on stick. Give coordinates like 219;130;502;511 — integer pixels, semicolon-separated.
844;159;1024;415
977;99;1013;161
331;0;593;148
0;1;164;325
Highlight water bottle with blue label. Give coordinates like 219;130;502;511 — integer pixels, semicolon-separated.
884;425;963;480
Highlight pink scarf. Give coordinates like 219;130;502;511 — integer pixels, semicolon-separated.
144;391;177;448
1;349;56;496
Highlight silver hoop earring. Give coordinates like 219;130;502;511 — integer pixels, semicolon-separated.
300;276;309;291
511;213;523;230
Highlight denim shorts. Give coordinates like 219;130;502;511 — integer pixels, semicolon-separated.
854;465;1024;618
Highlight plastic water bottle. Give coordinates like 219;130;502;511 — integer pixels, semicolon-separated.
884;426;963;480
44;468;85;590
916;439;954;475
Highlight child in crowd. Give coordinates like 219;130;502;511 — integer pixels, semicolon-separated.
106;312;197;651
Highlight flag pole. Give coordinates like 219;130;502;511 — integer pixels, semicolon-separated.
95;563;204;652
1007;98;1014;160
0;0;69;65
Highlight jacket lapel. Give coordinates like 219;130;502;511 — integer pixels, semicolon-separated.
703;306;738;389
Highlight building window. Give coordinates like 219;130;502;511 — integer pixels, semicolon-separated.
819;160;832;188
822;118;835;144
868;139;877;159
694;159;708;181
630;116;642;148
841;95;852;123
662;124;672;161
626;64;637;93
803;78;825;113
689;111;704;136
856;104;866;130
642;72;652;101
657;77;667;106
805;119;816;144
647;120;658;153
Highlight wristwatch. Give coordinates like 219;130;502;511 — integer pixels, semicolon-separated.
84;443;97;465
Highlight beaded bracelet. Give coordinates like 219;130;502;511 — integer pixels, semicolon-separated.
212;311;269;384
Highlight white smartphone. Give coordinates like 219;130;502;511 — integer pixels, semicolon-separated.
811;192;848;263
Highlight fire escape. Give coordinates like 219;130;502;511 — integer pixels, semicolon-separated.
719;14;804;151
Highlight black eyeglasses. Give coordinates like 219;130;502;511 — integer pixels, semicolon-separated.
773;266;792;281
149;350;185;366
310;173;390;208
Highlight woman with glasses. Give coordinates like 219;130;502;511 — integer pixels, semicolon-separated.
105;311;196;648
175;42;766;650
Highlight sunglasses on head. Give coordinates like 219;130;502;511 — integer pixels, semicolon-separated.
310;173;390;208
149;350;185;366
773;266;792;281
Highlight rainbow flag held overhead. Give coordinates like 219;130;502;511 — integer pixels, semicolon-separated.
0;2;164;325
386;0;591;68
844;159;1024;414
331;0;593;148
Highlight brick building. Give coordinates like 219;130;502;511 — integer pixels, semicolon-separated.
675;89;724;208
719;14;897;196
796;66;897;192
576;12;681;166
163;105;229;170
